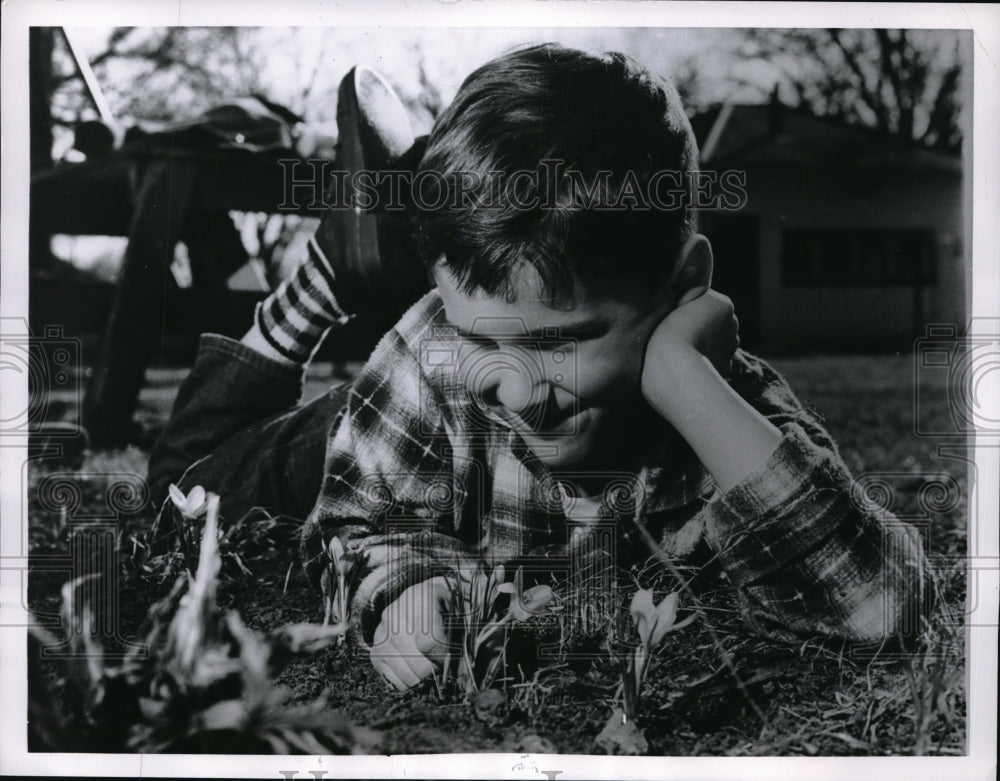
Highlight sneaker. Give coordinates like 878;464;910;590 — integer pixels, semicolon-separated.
315;65;431;328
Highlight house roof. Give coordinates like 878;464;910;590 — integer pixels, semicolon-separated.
691;103;961;174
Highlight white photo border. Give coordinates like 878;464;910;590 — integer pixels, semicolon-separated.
1;1;997;779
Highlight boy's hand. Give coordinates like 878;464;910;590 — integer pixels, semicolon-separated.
640;288;739;415
370;576;453;691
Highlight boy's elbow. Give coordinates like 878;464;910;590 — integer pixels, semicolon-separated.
832;512;934;644
836;556;935;646
839;590;926;645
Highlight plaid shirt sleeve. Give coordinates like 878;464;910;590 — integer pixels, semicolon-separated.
694;352;931;644
299;307;480;648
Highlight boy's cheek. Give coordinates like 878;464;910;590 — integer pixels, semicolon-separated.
576;355;645;406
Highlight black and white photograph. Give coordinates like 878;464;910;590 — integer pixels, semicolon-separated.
1;2;997;778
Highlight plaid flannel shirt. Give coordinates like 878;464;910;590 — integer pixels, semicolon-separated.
301;290;929;647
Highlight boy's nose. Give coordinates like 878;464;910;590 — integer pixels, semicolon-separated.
461;345;555;422
492;367;546;418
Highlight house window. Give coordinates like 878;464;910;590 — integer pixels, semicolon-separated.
781;228;936;286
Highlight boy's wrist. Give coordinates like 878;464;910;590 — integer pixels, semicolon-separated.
640;339;711;425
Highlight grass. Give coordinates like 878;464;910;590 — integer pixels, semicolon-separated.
26;354;967;755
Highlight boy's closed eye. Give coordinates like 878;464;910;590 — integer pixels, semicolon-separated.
461;333;500;350
463;336;578;353
454;322;606;349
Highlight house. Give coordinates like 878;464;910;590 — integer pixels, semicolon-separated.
691;102;965;353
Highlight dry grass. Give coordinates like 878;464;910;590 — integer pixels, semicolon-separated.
26;354;967;755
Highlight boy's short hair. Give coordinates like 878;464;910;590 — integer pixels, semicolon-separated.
412;42;700;303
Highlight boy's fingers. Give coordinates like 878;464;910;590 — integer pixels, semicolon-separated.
372;635;438;690
392;633;437;683
373;646;419;690
375;659;407;691
415;625;449;657
400;650;436;684
389;662;419;690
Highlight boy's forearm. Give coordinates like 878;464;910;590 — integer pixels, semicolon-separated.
643;343;782;493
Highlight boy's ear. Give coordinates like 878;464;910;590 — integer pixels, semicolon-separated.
670;233;714;306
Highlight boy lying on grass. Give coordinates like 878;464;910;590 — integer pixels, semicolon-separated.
149;43;929;692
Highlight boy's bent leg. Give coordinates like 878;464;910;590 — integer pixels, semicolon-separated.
148;333;348;523
147;63;427;527
175;379;348;524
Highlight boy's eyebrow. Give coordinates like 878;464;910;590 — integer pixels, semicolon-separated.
452;319;609;341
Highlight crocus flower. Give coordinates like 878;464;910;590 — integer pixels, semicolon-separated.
168;484;211;520
322;536;350;630
498;583;554;621
626;588;697;709
630;588;683;649
327;536;346;570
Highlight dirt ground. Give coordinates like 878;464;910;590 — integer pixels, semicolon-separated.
26;355;967;756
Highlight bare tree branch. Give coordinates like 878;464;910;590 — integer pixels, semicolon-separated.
736;28;962;148
828;29;892;134
297;35;330;116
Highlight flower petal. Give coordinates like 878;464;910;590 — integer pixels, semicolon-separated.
649;592;680;647
522;585;553;611
629;588;655;647
168;483;186;509
187;485;206;513
508;602;531;621
327;536;345;566
507;585;552;621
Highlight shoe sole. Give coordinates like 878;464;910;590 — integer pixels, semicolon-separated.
319;66;430;326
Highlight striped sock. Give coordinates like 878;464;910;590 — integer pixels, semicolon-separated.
255;236;354;364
